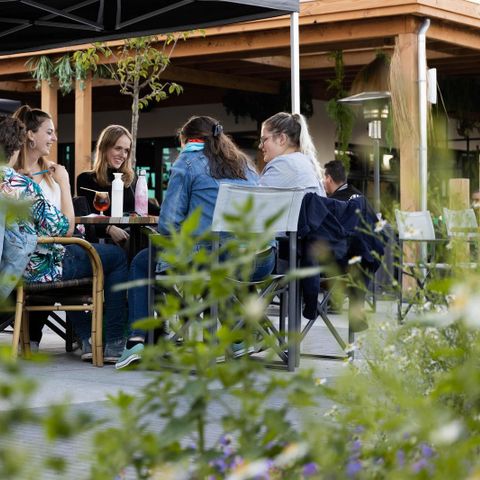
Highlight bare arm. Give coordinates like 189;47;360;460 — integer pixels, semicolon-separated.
49;163;75;237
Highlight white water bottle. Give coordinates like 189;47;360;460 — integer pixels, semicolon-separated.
111;173;124;217
135;170;148;216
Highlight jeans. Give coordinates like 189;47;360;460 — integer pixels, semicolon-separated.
127;246;276;339
62;243;128;343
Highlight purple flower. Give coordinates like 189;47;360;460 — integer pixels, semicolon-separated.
351;439;362;453
396;450;405;467
303;462;318;476
354;426;365;434
346;459;362;478
412;458;429;473
420;443;434;458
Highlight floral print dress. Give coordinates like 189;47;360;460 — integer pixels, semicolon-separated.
0;167;69;282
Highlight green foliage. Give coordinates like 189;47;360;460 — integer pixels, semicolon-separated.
90;200;321;479
25;55;54;90
325;51;356;169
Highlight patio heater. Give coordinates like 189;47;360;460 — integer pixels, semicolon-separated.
338;91;391;214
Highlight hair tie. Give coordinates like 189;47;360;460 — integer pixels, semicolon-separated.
212;123;223;137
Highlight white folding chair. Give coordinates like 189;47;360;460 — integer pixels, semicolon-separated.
211;184;306;371
395;209;449;321
443;207;480;239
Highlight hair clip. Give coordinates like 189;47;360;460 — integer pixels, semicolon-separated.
213;123;223;137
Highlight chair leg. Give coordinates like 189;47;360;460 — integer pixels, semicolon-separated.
22;311;32;358
92;288;104;367
11;286;24;359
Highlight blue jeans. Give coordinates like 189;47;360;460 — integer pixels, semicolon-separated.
62;243;128;343
127;247;276;339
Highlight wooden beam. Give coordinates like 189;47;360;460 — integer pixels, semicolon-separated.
245;49;394;71
92;65;280;94
75;75;92;188
161;65;279;94
0;80;35;92
41;79;58;163
428;22;480;51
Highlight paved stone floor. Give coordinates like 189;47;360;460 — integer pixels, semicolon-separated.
0;300;397;479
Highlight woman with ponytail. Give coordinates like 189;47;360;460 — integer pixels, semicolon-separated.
258;112;326;196
116;115;274;369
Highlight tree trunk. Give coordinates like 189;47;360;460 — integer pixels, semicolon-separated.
130;77;140;171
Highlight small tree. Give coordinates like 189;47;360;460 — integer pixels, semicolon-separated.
28;33;191;169
74;34;189;168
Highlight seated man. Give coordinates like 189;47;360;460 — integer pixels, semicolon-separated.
323;159;363;201
323;159;374;331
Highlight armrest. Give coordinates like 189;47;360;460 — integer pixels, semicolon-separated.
37;237;104;289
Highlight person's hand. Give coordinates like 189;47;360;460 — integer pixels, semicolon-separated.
107;225;130;246
48;163;70;186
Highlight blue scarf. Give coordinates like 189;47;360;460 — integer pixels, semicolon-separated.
182;141;205;152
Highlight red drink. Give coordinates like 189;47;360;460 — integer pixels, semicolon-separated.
93;192;110;215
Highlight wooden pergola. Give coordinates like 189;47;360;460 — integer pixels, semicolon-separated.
1;0;479;208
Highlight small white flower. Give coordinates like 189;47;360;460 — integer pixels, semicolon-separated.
430;420;463;445
348;255;362;265
404;226;420;239
274;442;309;468
315;378;327;386
345;343;357;354
243;295;266;321
375;219;387;233
227;459;270;480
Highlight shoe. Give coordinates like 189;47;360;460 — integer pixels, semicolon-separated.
231;341;255;358
115;343;144;370
104;338;126;363
81;338;93;361
30;341;40;353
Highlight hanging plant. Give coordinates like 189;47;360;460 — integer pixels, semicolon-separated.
325;51;356;168
25;55;54;89
54;55;75;94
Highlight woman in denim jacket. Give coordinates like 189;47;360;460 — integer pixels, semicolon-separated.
116;115;275;369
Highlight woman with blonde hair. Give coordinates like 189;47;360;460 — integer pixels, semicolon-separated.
258;112;326;196
77;124;136;246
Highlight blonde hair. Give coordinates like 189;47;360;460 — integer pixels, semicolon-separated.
12;105;54;187
91;125;134;187
263;112;324;182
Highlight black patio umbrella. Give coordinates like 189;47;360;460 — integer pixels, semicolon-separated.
0;0;299;55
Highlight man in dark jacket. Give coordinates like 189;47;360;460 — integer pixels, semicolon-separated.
323;160;378;331
324;159;363;201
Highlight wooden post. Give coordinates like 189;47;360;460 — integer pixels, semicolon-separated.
449;178;470;209
397;32;420;211
448;178;471;263
75;75;92;193
41;79;58;163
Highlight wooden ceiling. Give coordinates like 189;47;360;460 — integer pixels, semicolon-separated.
0;0;479;112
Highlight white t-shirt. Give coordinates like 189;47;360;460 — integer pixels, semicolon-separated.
39;178;62;209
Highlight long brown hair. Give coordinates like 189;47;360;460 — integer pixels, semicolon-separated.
91;125;134;188
179;116;250;180
12;105;54;186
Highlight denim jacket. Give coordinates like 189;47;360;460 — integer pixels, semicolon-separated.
0;201;37;300
158;150;259;235
156;149;259;271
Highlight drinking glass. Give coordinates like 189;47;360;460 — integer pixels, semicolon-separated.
93;191;110;215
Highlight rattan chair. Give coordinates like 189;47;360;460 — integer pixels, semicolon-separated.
11;236;105;366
